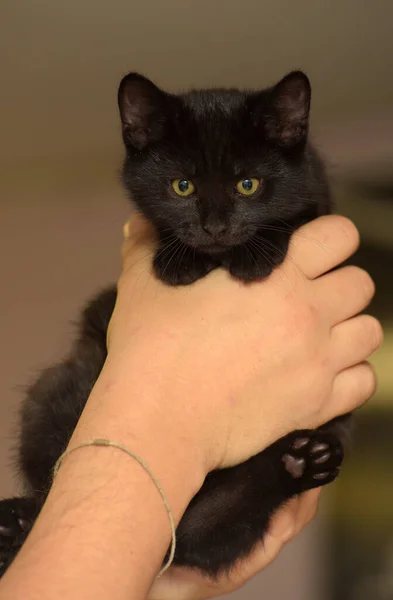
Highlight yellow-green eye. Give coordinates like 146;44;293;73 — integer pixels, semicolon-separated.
236;178;260;196
172;179;195;197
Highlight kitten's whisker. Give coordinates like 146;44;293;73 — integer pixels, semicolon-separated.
122;234;180;272
158;233;178;243
247;238;287;285
253;224;331;254
174;242;190;276
257;225;292;234
274;219;332;253
161;240;183;281
154;236;181;259
246;239;275;269
247;239;274;266
244;243;260;271
251;237;306;282
125;238;182;284
122;249;156;272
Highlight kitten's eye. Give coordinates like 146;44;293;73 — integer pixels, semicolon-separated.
172;179;195;197
236;178;261;196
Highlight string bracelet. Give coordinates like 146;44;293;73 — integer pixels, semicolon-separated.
53;438;176;578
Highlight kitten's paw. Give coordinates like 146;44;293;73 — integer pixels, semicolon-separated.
227;252;276;282
224;232;290;283
280;430;343;492
0;498;35;576
154;245;218;285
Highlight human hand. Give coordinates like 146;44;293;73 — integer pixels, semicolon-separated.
107;213;381;474
148;489;321;600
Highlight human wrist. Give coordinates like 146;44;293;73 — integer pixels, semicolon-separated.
71;357;207;520
4;432;196;600
0;361;208;599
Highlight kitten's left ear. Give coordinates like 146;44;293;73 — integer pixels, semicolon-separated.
265;71;311;147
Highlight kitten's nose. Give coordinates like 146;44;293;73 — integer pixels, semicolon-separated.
202;222;228;237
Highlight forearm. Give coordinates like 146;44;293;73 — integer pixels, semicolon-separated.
0;362;205;600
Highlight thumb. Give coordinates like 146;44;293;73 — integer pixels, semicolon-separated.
121;211;158;272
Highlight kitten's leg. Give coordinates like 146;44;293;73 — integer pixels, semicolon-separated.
153;242;219;285
174;428;343;575
224;231;290;282
0;497;38;576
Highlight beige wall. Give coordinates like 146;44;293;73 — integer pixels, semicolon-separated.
1;0;393;163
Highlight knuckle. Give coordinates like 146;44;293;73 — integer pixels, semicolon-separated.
357;362;377;402
353;267;375;301
299;302;319;331
365;315;384;351
335;216;360;253
365;362;378;397
287;302;319;345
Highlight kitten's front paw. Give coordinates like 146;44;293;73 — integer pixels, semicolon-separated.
279;430;343;493
227;250;275;282
154;244;218;286
224;232;290;283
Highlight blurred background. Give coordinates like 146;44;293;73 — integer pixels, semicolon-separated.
1;1;392;598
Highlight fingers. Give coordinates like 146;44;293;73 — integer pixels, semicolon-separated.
233;491;321;583
327;362;377;420
149;492;322;600
289;216;360;279
266;489;320;543
231;529;285;584
314;266;375;325
330;315;383;371
266;497;299;543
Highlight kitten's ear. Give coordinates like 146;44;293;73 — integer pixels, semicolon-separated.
265;71;311;147
118;73;168;150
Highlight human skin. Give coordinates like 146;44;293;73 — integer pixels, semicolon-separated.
0;214;381;600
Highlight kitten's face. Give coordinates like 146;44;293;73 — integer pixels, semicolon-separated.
119;72;315;254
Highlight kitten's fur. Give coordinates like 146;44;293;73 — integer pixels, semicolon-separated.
0;71;349;577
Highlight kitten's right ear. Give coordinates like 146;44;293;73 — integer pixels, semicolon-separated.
118;73;168;150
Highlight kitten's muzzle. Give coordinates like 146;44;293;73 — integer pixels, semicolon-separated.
178;221;255;253
194;231;251;254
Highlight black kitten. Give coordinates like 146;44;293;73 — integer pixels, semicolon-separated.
119;71;330;285
0;71;349;577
